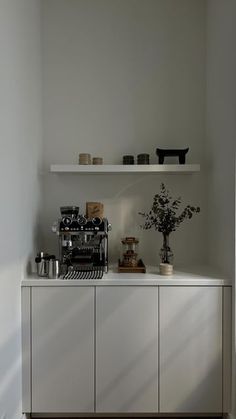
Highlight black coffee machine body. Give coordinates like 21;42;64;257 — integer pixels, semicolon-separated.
52;206;111;279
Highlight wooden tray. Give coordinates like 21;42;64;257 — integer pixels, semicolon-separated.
118;259;146;273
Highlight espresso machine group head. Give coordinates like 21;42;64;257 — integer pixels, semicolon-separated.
52;206;111;279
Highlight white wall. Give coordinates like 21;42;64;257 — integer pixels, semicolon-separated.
0;1;234;416
41;0;206;267
206;0;236;279
0;1;42;418
206;0;236;414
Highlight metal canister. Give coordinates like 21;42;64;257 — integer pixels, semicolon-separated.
137;153;150;164
35;252;50;277
48;259;60;279
123;155;134;165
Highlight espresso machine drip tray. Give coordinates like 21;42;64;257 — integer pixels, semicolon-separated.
63;266;104;280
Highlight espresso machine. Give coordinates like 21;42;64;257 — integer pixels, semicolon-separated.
52;206;111;279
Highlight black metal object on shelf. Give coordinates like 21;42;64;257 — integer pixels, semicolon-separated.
137;153;150;164
156;147;189;164
123;155;134;165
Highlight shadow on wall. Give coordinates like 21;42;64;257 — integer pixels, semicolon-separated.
25;206;44;276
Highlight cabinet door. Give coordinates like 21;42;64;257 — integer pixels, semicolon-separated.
159;286;222;413
96;286;158;413
32;287;94;413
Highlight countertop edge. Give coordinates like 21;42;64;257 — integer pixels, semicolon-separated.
21;279;232;287
21;266;232;287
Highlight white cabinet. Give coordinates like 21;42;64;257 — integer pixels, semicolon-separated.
96;286;158;412
21;283;231;415
31;287;94;413
159;286;223;413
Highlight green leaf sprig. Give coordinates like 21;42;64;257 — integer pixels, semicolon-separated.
139;183;200;235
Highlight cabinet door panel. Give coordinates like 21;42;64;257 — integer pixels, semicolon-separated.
32;287;94;413
96;286;158;413
160;286;222;413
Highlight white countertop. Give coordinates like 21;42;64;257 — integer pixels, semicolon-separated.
21;265;232;287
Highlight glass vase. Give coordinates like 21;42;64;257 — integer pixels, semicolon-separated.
159;233;174;265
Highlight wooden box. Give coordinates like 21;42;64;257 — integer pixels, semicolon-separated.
86;202;104;219
118;259;146;273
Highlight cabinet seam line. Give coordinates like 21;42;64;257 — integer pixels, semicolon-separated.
158;286;160;413
94;286;96;413
222;286;224;413
30;287;32;413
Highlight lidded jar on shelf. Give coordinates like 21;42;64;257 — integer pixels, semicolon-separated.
121;237;139;267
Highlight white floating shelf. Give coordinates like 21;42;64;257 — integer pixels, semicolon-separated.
50;164;200;174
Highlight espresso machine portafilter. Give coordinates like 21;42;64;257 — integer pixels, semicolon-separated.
52;206;111;279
